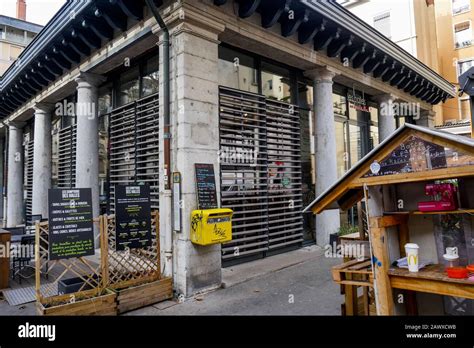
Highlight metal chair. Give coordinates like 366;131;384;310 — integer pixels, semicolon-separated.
11;235;35;284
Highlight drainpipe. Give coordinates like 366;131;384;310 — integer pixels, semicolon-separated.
145;0;173;276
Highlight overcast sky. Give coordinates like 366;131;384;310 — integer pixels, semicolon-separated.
0;0;66;26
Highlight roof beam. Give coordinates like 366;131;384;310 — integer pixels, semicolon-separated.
81;17;114;40
115;0;143;21
327;34;353;58
364;53;386;74
53;45;80;65
352;47;375;69
260;0;290;28
72;27;101;50
43;54;64;75
314;27;340;51
340;42;365;65
281;8;309;37
298;18;325;44
94;6;127;31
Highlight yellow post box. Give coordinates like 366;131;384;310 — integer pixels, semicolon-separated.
190;208;233;246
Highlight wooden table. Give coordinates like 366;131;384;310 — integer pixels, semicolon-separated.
389;264;474;299
0;230;11;289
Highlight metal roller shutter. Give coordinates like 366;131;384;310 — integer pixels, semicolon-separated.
219;86;303;265
57;125;76;188
24;137;34;222
108;93;159;212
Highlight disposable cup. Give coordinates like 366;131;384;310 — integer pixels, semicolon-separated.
405;243;419;273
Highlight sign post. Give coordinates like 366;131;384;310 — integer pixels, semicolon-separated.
48;188;95;260
114;184;152;251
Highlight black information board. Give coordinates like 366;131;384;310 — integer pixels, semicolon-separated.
48;188;95;260
115;184;152;251
195;163;218;209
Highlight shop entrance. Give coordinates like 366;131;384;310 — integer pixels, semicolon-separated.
219;86;304;266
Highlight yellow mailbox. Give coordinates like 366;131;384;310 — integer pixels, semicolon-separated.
190;208;233;246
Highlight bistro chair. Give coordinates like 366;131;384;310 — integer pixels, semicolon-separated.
11;234;36;284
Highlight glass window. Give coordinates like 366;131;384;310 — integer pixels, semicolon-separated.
261;62;292;102
373;12;391;39
333;94;347;117
349;124;363;167
218;46;258;93
460;98;470;119
454;21;472;49
369;106;379;150
458;59;474;76
453;0;470;15
335;121;348;177
141;57;159;97
118;66;140;106
98;84;113;115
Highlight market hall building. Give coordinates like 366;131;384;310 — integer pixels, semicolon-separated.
0;0;455;297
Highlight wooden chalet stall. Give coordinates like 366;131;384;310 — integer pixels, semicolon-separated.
304;124;474;315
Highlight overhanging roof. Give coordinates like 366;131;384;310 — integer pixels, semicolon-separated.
213;0;455;104
303;124;474;215
0;0;163;118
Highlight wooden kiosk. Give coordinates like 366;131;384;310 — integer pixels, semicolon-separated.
304;124;474;315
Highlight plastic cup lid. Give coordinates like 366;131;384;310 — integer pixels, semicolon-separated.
404;243;419;249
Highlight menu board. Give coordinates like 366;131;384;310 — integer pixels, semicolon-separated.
195;163;218;209
115;185;152;251
365;136;450;177
48;188;94;260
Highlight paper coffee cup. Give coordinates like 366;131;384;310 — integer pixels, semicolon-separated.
405;243;419;272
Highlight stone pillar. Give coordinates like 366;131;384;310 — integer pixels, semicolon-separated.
417;109;436;128
305;67;341;247
374;94;397;141
75;72;105;242
155;7;225;297
6;123;24;227
32;103;53;219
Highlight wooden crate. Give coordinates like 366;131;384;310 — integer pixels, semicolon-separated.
114;277;173;314
37;289;117;316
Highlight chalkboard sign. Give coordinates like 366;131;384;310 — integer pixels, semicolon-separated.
115;184;152;251
364;136;450;177
195;163;218;209
48;188;95;260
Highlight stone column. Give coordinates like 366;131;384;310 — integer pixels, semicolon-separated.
155;7;225;297
417;109;435;128
75;72;105;242
6;122;24;227
374;94;397;141
305;67;341;247
32;103;53;219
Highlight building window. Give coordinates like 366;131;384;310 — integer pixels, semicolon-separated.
373;12;391;39
141;57;159;97
117;66;140;106
218;46;259;93
460;98;471;120
261;62;292;102
454;21;472;49
453;0;471;15
458;59;474;76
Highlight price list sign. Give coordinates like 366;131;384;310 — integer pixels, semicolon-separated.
115;184;152;251
194;163;218;209
48;188;95;260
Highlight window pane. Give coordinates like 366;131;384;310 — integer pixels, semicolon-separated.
454;22;472;48
98;84;113;115
458;59;474;76
261;62;292;102
218;46;258;93
460;98;470;119
141;57;159;97
118;66;139;106
334;94;347;117
336;121;348;177
349;124;362;167
374;12;391;38
453;0;470;14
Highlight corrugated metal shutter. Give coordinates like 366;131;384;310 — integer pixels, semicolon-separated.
108;93;159;212
219;86;303;265
57;125;76;188
24;138;34;222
